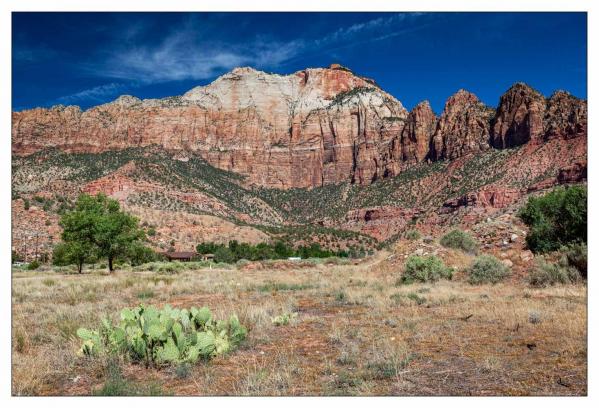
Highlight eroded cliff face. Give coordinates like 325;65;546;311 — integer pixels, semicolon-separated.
12;65;587;189
491;83;546;148
400;101;436;163
491;83;587;148
431;90;494;161
544;91;587;140
13;65;410;188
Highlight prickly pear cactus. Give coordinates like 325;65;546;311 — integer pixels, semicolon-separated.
76;304;247;368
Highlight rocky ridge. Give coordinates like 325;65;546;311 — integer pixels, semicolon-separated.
12;65;587;189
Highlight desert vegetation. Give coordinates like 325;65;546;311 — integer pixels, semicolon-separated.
518;185;587;253
10;153;588;396
196;240;350;263
52;193;155;272
12;244;587;396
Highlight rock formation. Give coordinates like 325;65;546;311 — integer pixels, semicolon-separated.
12;65;587;189
400;100;436;163
491;83;546;148
491;84;587;148
544;91;587;140
430;90;494;160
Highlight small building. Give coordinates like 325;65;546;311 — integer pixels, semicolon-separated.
163;251;197;262
201;254;215;261
288;257;302;261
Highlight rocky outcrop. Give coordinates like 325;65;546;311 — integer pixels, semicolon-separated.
491;83;546;148
345;206;421;241
400;101;436;163
12;65;587;189
431;90;494;160
557;161;587;184
544;91;587;140
491;84;587;148
442;188;522;211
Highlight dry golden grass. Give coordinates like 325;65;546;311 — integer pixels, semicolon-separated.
11;252;587;396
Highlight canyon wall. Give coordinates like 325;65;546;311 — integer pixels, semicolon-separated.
12;65;587;189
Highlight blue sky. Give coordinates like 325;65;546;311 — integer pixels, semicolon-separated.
12;12;587;113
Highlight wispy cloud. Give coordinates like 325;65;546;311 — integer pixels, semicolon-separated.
317;12;423;45
49;13;432;107
83;13;429;84
56;82;129;104
86;32;305;83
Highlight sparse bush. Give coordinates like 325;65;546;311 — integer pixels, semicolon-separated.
563;242;587;279
518;185;586;253
404;229;421;241
440;229;479;254
26;260;40;270
528;257;581;287
468;255;510;284
401;255;452;284
528;311;542;324
271;312;298;326
407;292;427;305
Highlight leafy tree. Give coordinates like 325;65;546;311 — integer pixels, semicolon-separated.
59;193;147;272
126;242;158;266
52;241;96;273
518;185;587;253
196;242;223;254
274;241;293;258
214;246;235;263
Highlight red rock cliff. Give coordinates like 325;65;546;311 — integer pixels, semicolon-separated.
12;66;587;189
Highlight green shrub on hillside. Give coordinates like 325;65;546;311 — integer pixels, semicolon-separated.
404;230;421;241
564;242;587;279
401;255;453;284
518;185;586;253
440;229;479;254
468;255;510;285
528;257;582;287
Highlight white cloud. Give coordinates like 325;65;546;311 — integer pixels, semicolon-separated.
56;83;128;104
83;13;428;84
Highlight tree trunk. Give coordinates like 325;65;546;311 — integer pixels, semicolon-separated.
78;262;83;274
108;257;114;272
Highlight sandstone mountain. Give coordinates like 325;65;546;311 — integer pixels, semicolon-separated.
12;64;587;190
11;64;587;260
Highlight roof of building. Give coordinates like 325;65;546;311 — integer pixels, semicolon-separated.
164;251;197;258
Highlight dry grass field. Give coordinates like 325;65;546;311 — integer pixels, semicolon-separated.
11;248;587;396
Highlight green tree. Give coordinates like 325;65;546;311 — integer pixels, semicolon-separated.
59;193;146;272
518;185;587;253
214;246;235;263
274;241;293;258
126;242;158;266
52;241;96;273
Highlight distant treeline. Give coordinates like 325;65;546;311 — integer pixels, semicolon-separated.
196;240;356;263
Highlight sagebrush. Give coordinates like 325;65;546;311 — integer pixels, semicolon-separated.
401;255;453;284
439;229;479;254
